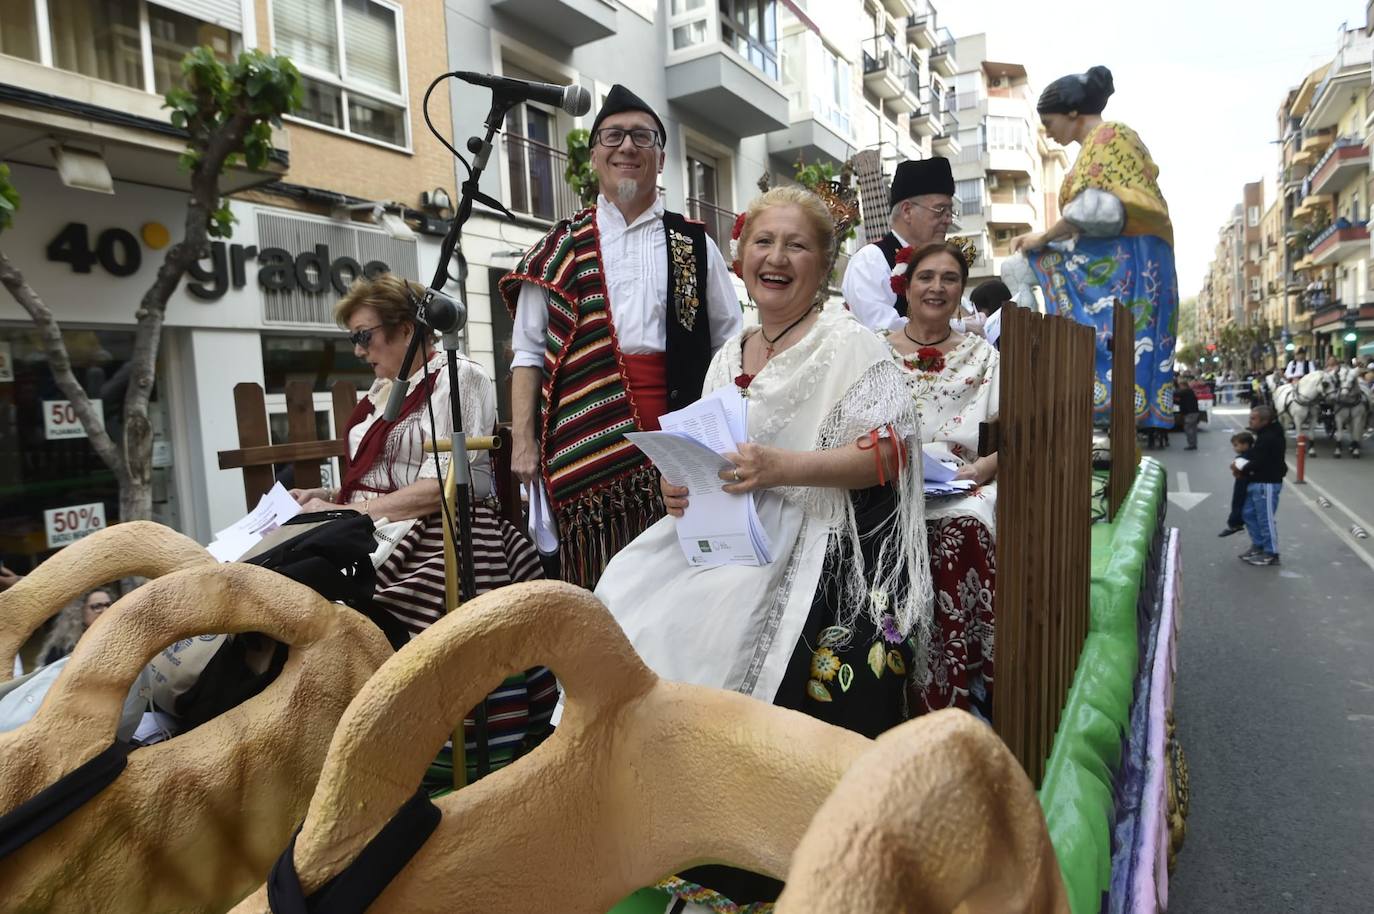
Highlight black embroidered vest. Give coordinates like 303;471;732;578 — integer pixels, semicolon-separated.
661;211;712;412
873;231;908;319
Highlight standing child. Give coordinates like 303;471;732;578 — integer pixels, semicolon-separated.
1219;430;1254;536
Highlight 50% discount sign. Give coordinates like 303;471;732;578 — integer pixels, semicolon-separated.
45;502;107;549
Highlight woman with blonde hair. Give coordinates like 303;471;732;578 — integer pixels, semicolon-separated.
596;184;934;908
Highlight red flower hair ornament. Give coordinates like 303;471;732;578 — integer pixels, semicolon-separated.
889;246;916;295
729;211;748;278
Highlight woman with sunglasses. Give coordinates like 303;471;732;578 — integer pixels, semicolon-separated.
289;273;553;783
290;272;542;633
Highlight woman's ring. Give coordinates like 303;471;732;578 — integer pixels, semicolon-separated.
732;468;741;481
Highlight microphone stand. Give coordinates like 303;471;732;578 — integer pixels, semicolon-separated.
390;92;521;781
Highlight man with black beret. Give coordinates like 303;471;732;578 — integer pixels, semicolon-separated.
841;157;957;331
499;84;741;588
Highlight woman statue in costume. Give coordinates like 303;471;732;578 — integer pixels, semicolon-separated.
1010;65;1178;429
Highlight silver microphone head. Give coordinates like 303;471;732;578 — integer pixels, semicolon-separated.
562;84;593;117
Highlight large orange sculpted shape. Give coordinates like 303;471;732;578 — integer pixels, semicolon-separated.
0;529;393;914
231;581;1066;913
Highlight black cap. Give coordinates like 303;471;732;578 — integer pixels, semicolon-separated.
590;84;666;145
889;157;954;207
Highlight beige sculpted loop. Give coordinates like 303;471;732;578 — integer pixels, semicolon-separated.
0;551;393;914
0;520;213;682
231;581;1065;914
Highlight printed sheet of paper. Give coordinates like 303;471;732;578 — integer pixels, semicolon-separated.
208;482;301;560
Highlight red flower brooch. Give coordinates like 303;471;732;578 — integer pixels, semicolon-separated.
729;211;748;278
889;246;915;295
734;372;755;395
906;346;945;373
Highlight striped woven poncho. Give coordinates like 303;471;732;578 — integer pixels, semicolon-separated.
499;207;664;589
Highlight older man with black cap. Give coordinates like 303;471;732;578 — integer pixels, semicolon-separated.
499;84;741;589
841;157;957;332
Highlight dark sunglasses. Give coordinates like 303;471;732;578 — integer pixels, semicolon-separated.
348;323;386;348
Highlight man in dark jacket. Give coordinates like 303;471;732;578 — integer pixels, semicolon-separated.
1174;377;1201;449
1237;404;1287;566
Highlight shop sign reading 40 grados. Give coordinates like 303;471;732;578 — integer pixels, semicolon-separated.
45;222;392;301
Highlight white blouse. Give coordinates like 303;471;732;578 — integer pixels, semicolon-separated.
511;195;741;368
346;350;497;499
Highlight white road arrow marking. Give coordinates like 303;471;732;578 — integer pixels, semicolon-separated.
1167;471;1210;511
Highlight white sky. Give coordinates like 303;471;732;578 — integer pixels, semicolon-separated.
942;0;1363;300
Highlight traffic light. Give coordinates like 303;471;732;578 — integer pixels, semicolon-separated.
1345;312;1358;343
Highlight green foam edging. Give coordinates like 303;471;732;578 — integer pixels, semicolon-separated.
1039;458;1165;913
607;888;674;914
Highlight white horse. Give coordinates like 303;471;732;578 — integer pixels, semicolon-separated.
1330;366;1371;458
1273;370;1335;456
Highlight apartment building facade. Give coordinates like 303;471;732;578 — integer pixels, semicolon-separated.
443;0;960;414
947;33;1060;285
0;0;459;561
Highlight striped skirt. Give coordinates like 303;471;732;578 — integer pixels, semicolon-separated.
373;503;556;788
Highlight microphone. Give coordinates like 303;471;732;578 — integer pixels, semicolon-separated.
454;71;591;116
382;288;469;421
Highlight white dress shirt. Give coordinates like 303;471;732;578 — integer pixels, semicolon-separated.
1284;359;1313;380
842;228;911;333
512;194;742;369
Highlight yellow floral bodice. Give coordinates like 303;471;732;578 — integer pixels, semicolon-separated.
1061;121;1174;248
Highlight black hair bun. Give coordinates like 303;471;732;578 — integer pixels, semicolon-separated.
1086;66;1115;100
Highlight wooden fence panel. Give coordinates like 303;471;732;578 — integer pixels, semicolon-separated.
1108;302;1137;520
993;305;1095;786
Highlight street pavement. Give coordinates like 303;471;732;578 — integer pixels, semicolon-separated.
1163;408;1374;912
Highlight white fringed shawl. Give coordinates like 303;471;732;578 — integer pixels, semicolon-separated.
596;303;934;702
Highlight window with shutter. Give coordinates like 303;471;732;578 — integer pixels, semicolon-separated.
271;0;408;148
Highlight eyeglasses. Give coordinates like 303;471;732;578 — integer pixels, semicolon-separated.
87;601;111;611
593;127;660;149
909;201;960;219
348;324;385;348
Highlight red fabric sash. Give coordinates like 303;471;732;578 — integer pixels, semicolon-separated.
622;352;668;431
338;370;438;503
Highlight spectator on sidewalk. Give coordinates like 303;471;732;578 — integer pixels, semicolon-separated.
1237;405;1287;567
1174;376;1201;449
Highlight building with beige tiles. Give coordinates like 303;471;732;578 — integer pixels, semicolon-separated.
946;33;1062;285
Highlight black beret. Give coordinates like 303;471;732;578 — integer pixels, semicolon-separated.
590;84;666;145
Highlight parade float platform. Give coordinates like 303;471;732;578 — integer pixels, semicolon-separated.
611;458;1180;914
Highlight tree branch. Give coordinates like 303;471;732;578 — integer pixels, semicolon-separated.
122;109;256;481
0;248;128;480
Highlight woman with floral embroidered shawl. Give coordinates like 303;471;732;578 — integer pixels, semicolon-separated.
888;242;999;721
1011;65;1179;429
595;186;933;909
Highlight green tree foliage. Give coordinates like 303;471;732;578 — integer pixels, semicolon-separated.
564;128;598;210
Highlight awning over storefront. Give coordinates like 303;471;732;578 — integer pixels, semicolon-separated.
1358;340;1374;357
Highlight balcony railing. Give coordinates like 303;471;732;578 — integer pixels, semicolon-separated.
504;134;580;224
687;197;739;253
861;37;916;84
959;142;984;164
